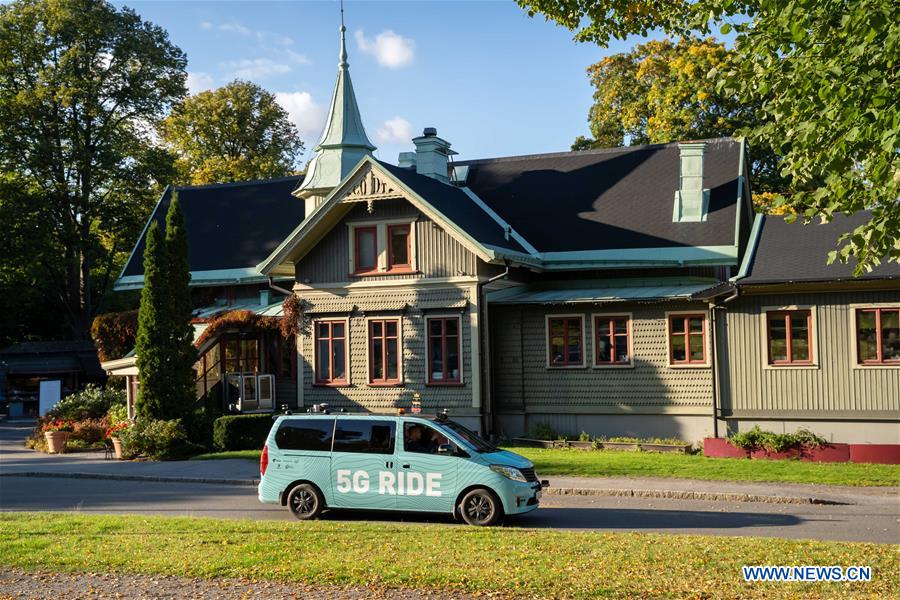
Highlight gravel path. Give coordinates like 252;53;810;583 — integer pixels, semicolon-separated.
0;569;479;599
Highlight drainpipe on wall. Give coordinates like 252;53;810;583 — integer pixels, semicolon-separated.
267;277;294;297
708;286;740;439
478;262;510;436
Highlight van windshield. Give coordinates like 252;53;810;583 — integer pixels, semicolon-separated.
437;420;498;453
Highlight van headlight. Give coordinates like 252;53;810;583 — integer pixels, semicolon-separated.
490;464;527;483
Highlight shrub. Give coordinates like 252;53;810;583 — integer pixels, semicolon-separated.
793;428;827;448
106;403;129;428
91;309;138;362
70;418;108;446
728;426;766;451
213;414;273;451
578;431;591;442
118;418;200;460
727;426;827;452
528;422;558;441
50;385;125;421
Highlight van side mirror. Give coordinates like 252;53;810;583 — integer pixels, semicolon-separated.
437;444;454;455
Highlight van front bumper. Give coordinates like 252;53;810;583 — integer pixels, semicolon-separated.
504;481;543;515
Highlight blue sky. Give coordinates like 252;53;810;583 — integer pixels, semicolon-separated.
122;1;651;164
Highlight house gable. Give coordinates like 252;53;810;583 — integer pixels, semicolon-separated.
259;156;518;278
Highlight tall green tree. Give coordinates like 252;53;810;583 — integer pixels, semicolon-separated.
517;0;900;273
0;0;185;340
164;193;196;416
134;221;168;420
134;196;195;421
159;80;304;185
573;37;788;194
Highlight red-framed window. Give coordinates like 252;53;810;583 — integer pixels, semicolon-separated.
368;319;401;384
353;226;377;274
594;315;631;365
766;310;813;365
314;320;347;385
668;314;706;365
427;317;462;384
387;224;412;271
547;316;584;367
856;307;900;365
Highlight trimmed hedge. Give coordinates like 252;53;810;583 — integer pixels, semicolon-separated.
213;414;273;451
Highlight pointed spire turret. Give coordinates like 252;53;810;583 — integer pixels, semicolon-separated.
294;12;376;204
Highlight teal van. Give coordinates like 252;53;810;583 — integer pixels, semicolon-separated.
258;412;545;526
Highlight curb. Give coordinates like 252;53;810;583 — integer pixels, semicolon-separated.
1;472;259;487
1;472;847;505
544;486;847;505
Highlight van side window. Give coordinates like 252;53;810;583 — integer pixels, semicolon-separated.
403;422;450;454
333;419;396;454
275;419;334;451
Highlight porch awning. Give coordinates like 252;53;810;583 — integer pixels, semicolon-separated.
490;283;713;305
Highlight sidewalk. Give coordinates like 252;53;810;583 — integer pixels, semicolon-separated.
2;424;896;506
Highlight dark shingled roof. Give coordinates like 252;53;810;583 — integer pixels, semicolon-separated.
121;176;304;278
0;340;103;378
740;212;900;284
457;138;743;253
378;160;529;255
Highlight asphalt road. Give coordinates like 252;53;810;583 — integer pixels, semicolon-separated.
2;475;898;543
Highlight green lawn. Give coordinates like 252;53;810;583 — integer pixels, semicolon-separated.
192;449;262;461
192;446;900;487
1;513;895;599
511;447;900;487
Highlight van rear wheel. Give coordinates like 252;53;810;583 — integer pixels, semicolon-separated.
286;483;324;520
459;488;501;526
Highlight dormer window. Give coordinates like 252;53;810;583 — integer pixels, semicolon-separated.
348;220;417;276
354;226;377;274
387;224;411;271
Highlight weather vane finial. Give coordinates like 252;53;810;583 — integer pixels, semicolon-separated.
339;0;348;68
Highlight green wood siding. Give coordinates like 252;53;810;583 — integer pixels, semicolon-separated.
295;199;479;284
490;302;714;414
297;286;476;413
718;290;900;417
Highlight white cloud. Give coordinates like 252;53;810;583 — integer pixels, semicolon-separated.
275;91;327;144
221;58;292;80
202;20;294;48
284;49;312;65
376;117;413;144
354;29;415;69
186;72;216;94
218;21;252;36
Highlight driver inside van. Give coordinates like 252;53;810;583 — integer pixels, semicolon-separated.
405;423;450;454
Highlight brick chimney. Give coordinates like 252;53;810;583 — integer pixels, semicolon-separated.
412;127;457;183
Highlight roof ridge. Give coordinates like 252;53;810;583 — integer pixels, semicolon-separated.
454;137;738;166
174;174;303;192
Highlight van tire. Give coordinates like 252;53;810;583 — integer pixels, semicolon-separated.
286;483;324;520
458;488;502;526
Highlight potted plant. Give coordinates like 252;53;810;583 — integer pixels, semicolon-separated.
105;421;132;459
42;420;74;454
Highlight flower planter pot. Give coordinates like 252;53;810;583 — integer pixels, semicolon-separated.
511;437;555;449
703;438;749;459
600;442;640;452
641;443;691;454
800;443;850;463
750;447;800;460
44;431;70;454
111;437;124;460
568;440;594;450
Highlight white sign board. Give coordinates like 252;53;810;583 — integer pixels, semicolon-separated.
39;379;62;416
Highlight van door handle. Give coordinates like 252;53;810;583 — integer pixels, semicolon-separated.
402;464;410;469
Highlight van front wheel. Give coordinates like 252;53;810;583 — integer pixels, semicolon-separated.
286;483;324;520
459;489;501;526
